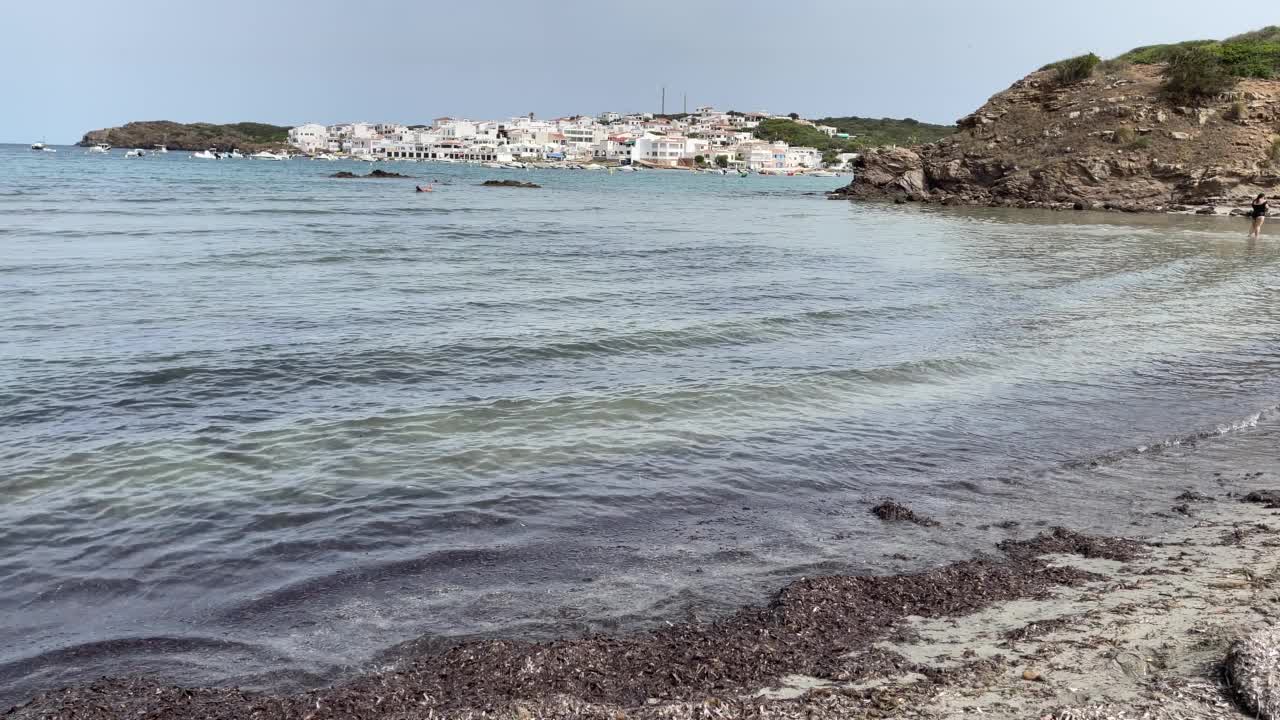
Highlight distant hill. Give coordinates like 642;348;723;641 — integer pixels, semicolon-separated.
815;116;957;148
78;121;292;152
745;116;955;161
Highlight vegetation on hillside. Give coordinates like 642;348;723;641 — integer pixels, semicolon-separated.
78;120;292;151
1043;53;1101;85
1034;27;1280;104
819;116;955;147
1116;26;1280;78
1161;46;1238;102
748;116;953;153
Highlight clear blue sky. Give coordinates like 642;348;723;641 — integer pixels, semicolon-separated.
3;0;1275;143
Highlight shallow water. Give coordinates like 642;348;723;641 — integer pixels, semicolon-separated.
2;144;1279;706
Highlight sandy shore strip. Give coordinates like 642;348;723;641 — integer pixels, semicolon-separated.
7;486;1280;719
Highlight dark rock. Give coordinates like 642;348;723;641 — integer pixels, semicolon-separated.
481;180;541;188
1244;490;1280;508
330;170;410;179
1174;490;1214;503
871;500;939;527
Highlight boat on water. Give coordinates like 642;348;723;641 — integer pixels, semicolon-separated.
124;149;146;158
155;145;168;154
30;142;46;151
252;151;286;161
192;149;217;159
807;170;837;177
229;150;245;159
87;143;111;154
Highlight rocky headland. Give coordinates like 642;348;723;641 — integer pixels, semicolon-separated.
832;64;1280;214
77;121;292;152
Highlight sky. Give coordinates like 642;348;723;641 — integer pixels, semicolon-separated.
3;0;1275;144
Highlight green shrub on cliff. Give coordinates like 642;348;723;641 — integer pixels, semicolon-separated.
1117;27;1280;79
1113;127;1137;145
1161;46;1237;101
1047;53;1101;85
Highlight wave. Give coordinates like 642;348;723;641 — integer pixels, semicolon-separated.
1064;401;1280;470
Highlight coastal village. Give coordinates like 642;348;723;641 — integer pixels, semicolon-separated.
284;107;857;173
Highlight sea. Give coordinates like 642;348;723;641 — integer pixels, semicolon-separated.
3;143;1279;707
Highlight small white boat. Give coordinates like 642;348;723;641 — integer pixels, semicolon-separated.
155;145;168;154
807;170;837;177
125;149;146;158
87;143;111;154
30;142;46;151
252;151;285;161
229;150;245;159
192;149;217;159
616;165;636;172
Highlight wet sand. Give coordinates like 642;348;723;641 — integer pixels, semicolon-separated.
10;482;1280;719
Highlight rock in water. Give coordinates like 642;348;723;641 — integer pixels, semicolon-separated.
330;170;409;179
870;500;939;527
481;179;541;188
1226;629;1280;719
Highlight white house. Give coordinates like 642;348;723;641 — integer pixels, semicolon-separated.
740;140;789;171
288;123;330;153
785;146;822;168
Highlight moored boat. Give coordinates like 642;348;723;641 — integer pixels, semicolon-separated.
192;149;217;159
87;143;111;154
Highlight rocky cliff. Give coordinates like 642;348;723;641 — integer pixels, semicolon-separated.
831;64;1280;213
77;121;292;152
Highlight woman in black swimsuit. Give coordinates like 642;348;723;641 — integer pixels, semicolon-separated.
1251;193;1269;239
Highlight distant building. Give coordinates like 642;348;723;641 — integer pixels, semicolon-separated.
288;123;330;153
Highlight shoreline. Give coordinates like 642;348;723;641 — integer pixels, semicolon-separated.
828;189;1271;219
7;486;1277;719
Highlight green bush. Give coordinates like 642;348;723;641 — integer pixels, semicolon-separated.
1113;127;1137;145
1227;101;1248;121
1115;27;1280;79
714;155;729;169
1119;40;1217;65
1048;53;1101;85
1130;136;1152;150
1162;46;1237;102
1097;58;1132;75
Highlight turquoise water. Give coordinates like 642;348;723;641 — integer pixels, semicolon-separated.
3;144;1280;704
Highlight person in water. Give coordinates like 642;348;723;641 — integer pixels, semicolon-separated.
1251;193;1269;239
415;184;433;193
